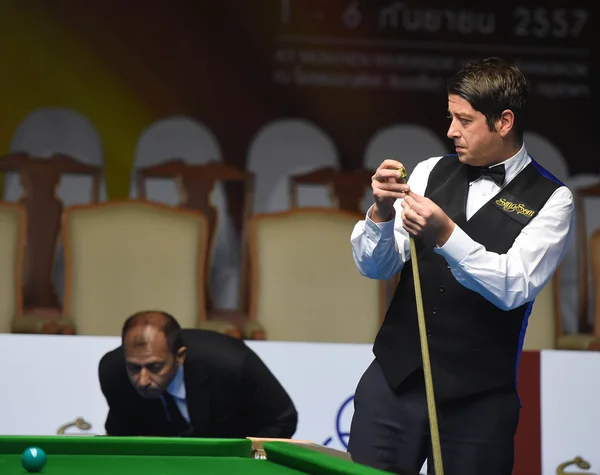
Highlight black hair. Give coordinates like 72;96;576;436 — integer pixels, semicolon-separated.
121;310;184;355
447;57;530;140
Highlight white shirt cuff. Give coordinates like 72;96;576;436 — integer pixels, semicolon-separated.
434;224;474;267
365;205;396;241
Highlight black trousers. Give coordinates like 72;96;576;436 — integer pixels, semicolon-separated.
347;359;520;475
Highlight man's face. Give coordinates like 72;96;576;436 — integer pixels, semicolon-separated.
123;326;186;399
446;94;502;167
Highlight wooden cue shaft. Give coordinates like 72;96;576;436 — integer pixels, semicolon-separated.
399;166;444;474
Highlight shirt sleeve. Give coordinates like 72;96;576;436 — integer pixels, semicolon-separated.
434;185;575;310
350;156;443;280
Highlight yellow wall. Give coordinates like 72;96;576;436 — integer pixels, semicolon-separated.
0;1;156;198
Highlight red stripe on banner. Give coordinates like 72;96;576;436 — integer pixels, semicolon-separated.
514;350;541;475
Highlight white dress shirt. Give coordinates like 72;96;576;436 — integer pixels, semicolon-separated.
163;365;190;423
350;144;575;311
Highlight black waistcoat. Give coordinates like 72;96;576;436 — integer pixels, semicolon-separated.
373;154;562;402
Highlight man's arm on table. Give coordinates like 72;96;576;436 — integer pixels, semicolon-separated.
350;157;440;280
98;355;144;436
104;405;142;436
435;185;575;310
240;347;298;438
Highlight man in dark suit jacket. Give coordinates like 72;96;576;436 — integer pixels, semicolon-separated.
98;310;298;438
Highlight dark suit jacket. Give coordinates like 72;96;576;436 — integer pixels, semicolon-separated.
98;329;298;438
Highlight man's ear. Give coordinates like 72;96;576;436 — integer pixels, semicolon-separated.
176;346;187;366
497;109;515;138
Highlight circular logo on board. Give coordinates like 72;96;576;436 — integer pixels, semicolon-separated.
322;395;354;449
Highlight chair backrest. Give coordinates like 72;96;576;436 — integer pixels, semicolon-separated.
0;203;26;333
573;184;600;333
289;167;374;215
0;152;102;310
590;229;600;336
247;208;386;343
246;119;340;213
135;159;254;311
522;273;560;350
61;200;210;336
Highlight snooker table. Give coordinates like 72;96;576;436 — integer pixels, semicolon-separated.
0;435;395;475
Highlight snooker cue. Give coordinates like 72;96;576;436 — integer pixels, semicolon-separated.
398;166;444;475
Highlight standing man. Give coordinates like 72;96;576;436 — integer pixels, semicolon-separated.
348;57;574;474
99;310;297;439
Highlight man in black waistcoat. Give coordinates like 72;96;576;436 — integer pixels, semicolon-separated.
347;57;574;474
98;310;297;439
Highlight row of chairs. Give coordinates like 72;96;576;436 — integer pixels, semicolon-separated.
1;152;598;348
0;152;376;327
2;195;598;351
0;199;385;343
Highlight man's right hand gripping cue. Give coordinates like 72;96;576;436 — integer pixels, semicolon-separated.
371;159;455;247
370;159;409;223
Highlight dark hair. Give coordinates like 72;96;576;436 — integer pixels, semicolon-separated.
447;57;530;140
121;310;184;355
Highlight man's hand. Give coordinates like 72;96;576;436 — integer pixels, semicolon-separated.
371;159;410;222
401;192;455;246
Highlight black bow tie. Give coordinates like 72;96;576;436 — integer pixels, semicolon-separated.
467;164;505;186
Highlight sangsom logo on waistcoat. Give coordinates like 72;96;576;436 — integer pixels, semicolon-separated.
492;192;539;226
494;198;536;217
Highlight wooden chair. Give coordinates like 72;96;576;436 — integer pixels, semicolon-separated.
136;160;254;312
572;183;600;334
0;152;102;317
588;229;600;342
522;259;600;351
0;203;26;334
289;167;374;215
289;166;402;304
57;200;238;337
246;119;340;214
521;274;560;350
245;208;387;343
554;184;600;350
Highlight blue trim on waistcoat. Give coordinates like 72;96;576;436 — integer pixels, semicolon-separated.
528;155;565;187
514;155;563;408
442;151;558;409
515;299;535;407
